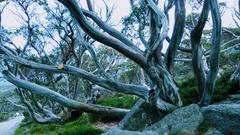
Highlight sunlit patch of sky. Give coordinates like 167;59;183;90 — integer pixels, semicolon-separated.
1;0;238;53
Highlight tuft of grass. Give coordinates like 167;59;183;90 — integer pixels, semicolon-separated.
15;115;103;135
88;95;139;122
97;95;139;109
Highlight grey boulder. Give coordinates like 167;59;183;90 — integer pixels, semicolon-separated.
201;103;240;135
144;104;204;134
118;99;166;131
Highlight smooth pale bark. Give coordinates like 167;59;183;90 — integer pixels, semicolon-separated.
56;0;183;112
82;9;144;55
86;0;94;12
166;0;186;72
199;0;222;106
144;0;182;111
0;45;150;100
191;0;210;99
146;0;169;60
58;0;147;69
2;70;129;117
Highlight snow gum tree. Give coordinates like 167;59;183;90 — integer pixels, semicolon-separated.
0;0;223;124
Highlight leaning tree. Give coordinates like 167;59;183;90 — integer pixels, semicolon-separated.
0;0;222;123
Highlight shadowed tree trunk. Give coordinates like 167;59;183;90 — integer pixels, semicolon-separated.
191;0;222;106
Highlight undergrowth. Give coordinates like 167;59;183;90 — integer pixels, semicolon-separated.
15;115;103;135
178;69;239;105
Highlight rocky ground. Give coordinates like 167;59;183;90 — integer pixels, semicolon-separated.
103;93;240;135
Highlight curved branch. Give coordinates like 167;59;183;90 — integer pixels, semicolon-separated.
191;0;210;98
165;0;186;72
82;9;144;55
178;46;192;53
146;0;169;61
58;0;147;69
86;0;94;11
0;45;149;100
199;0;222;106
2;70;129;118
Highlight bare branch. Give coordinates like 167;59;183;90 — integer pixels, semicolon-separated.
146;0;169;61
82;9;144;55
58;0;147;69
0;45;150;100
2;70;129;118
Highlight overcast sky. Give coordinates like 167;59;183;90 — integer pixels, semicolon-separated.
0;0;238;52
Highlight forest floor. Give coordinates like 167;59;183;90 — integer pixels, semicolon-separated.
0;116;24;135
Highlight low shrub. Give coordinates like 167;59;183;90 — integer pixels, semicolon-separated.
178;69;239;105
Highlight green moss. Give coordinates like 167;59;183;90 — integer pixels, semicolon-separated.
87;95;139;122
15;115;103;135
97;95;139;109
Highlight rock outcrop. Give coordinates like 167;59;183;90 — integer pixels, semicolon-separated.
107;95;240;135
144;104;204;134
201;103;240;135
118;99;166;131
